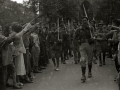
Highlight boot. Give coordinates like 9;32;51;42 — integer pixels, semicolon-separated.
88;64;92;78
81;67;86;81
99;54;102;66
103;53;106;65
88;72;92;78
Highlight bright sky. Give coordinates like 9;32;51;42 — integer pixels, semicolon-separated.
11;0;28;3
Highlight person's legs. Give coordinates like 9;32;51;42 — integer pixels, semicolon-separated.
88;63;92;78
103;52;106;65
8;64;22;89
0;66;7;90
56;57;59;70
24;49;33;83
80;44;87;82
55;50;61;71
63;48;67;64
52;58;56;67
81;67;86;81
78;51;81;63
73;51;77;64
99;53;102;66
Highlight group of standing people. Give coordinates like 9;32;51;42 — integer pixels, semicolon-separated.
0;16;120;90
0;22;49;90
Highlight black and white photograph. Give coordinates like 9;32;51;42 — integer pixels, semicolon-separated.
0;0;120;90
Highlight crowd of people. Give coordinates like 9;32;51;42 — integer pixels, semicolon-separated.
0;16;120;90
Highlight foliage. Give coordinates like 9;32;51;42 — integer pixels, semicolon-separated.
0;0;34;26
39;0;80;22
95;0;120;23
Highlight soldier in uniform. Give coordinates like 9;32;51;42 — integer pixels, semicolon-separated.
73;21;80;64
61;22;69;64
75;17;94;82
108;20;120;82
47;23;62;71
90;20;97;64
39;26;49;68
95;23;108;66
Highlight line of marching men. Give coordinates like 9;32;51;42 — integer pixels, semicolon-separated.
1;17;120;90
47;17;120;84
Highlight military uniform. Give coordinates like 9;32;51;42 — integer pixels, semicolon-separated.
61;27;69;64
47;29;62;70
68;30;74;57
75;17;94;82
73;27;81;64
95;25;108;66
39;31;49;67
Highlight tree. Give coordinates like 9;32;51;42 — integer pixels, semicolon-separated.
0;0;34;26
95;0;120;23
39;0;80;23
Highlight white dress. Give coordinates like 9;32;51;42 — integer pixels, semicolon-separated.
13;37;26;75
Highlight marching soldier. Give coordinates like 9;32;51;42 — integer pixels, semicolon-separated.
95;23;109;66
47;23;62;71
61;22;69;64
90;20;97;64
73;21;80;64
39;26;49;68
75;17;94;82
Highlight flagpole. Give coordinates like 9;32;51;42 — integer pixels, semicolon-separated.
57;18;59;40
68;20;70;34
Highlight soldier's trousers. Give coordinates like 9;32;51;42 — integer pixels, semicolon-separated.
73;40;81;63
98;52;106;64
80;43;93;67
73;51;80;63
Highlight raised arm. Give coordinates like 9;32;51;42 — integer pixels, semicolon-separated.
16;23;33;37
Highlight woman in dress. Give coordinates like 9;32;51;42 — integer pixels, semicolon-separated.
11;22;33;86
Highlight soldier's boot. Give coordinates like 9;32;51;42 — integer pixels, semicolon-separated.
99;55;102;66
55;58;60;71
88;64;92;78
81;67;86;82
93;57;97;64
103;53;106;65
63;59;66;64
61;54;64;63
52;58;56;70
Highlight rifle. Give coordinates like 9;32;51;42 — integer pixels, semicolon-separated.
83;4;93;38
